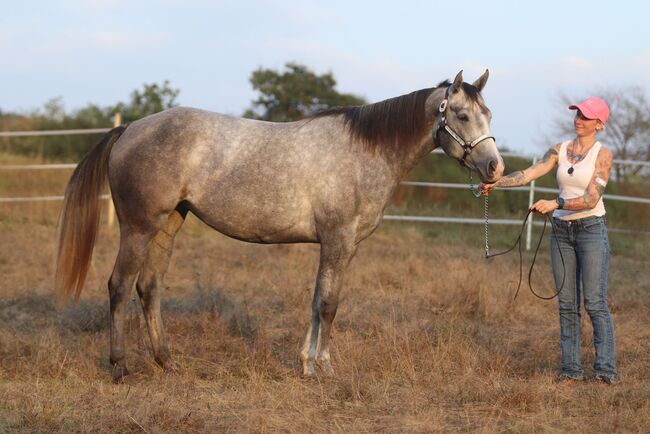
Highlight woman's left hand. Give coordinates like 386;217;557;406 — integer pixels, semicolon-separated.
529;199;559;214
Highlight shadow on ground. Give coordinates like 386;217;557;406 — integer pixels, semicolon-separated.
0;286;259;345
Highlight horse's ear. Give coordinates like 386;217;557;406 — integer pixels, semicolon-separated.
472;69;489;92
452;70;463;93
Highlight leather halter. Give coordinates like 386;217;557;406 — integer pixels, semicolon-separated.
434;86;495;168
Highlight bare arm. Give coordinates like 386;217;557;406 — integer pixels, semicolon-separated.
481;144;560;194
562;147;613;210
496;144;560;187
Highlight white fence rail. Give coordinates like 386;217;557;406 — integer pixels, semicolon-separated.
1;127;649;242
0;128;111;137
432;148;650;168
0;163;77;170
400;181;650;205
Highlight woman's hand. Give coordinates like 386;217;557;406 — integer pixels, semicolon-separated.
529;199;559;214
479;182;496;196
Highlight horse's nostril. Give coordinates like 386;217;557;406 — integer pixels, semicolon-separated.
488;160;498;177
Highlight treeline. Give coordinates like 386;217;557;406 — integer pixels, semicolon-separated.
0;81;180;161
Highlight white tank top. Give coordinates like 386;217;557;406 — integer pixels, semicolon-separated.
553;139;606;220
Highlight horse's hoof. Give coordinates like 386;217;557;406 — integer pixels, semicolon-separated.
111;364;130;384
318;360;335;377
302;361;317;378
159;359;180;374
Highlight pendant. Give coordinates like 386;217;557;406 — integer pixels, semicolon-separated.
568;166;574;175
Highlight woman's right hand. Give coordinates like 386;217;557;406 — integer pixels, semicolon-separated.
479;182;496;196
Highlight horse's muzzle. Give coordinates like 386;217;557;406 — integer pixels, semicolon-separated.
487;159;504;180
481;158;504;183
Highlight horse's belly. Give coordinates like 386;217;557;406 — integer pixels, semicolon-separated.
187;194;317;244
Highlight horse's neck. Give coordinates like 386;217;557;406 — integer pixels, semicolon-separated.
392;88;445;179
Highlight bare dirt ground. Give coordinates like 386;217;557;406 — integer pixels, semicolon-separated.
1;215;649;433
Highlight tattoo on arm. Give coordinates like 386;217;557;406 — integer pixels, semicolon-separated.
564;186;602;210
526;145;559;180
590;170;608;200
541;147;558;164
495;170;526;187
563;196;590;210
564;180;602;210
494;145;559;189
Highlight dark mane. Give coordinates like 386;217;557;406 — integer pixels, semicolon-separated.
311;85;443;153
310;79;487;153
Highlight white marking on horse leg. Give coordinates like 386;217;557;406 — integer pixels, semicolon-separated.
301;285;321;377
315;283;339;377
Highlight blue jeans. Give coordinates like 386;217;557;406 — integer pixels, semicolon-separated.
550;215;617;380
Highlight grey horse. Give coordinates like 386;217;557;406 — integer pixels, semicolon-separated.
55;70;504;382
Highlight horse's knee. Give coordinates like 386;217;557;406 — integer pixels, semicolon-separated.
136;274;159;302
108;277;130;309
319;295;339;322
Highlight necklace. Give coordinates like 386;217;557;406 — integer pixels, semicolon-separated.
567;139;593;175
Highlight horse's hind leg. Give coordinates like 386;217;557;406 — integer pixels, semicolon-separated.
109;226;157;383
135;208;186;372
301;229;357;377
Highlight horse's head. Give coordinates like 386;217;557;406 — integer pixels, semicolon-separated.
433;70;504;183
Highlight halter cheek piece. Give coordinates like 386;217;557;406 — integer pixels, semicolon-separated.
433;87;495;168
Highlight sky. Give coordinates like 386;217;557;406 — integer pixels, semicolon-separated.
2;0;650;154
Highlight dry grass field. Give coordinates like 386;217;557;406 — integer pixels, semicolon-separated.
1;201;649;433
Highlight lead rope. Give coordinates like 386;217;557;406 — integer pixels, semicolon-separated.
484;195;490;257
469;172;566;300
467;170;490;257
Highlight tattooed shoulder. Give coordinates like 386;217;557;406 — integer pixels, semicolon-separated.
598;145;613;161
540;146;559;164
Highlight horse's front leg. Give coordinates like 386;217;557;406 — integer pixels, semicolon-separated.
301;231;357;377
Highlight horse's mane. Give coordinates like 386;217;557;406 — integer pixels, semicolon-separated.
311;80;450;153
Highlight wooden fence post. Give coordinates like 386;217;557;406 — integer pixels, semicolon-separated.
107;112;121;227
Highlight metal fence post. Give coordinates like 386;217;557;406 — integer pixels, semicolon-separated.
107;112;121;227
525;157;537;250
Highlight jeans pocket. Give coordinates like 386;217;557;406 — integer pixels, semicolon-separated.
582;219;603;234
551;219;566;234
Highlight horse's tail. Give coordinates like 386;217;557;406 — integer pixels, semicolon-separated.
55;125;128;300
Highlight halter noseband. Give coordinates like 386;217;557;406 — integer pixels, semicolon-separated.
434;86;495;168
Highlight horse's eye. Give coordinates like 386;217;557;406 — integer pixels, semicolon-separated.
457;113;469;122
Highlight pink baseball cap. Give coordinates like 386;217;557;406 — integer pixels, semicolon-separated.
569;97;609;124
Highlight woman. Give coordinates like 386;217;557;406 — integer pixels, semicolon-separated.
480;97;617;384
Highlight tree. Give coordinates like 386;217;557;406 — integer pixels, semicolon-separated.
548;87;650;183
243;62;367;121
114;80;180;123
